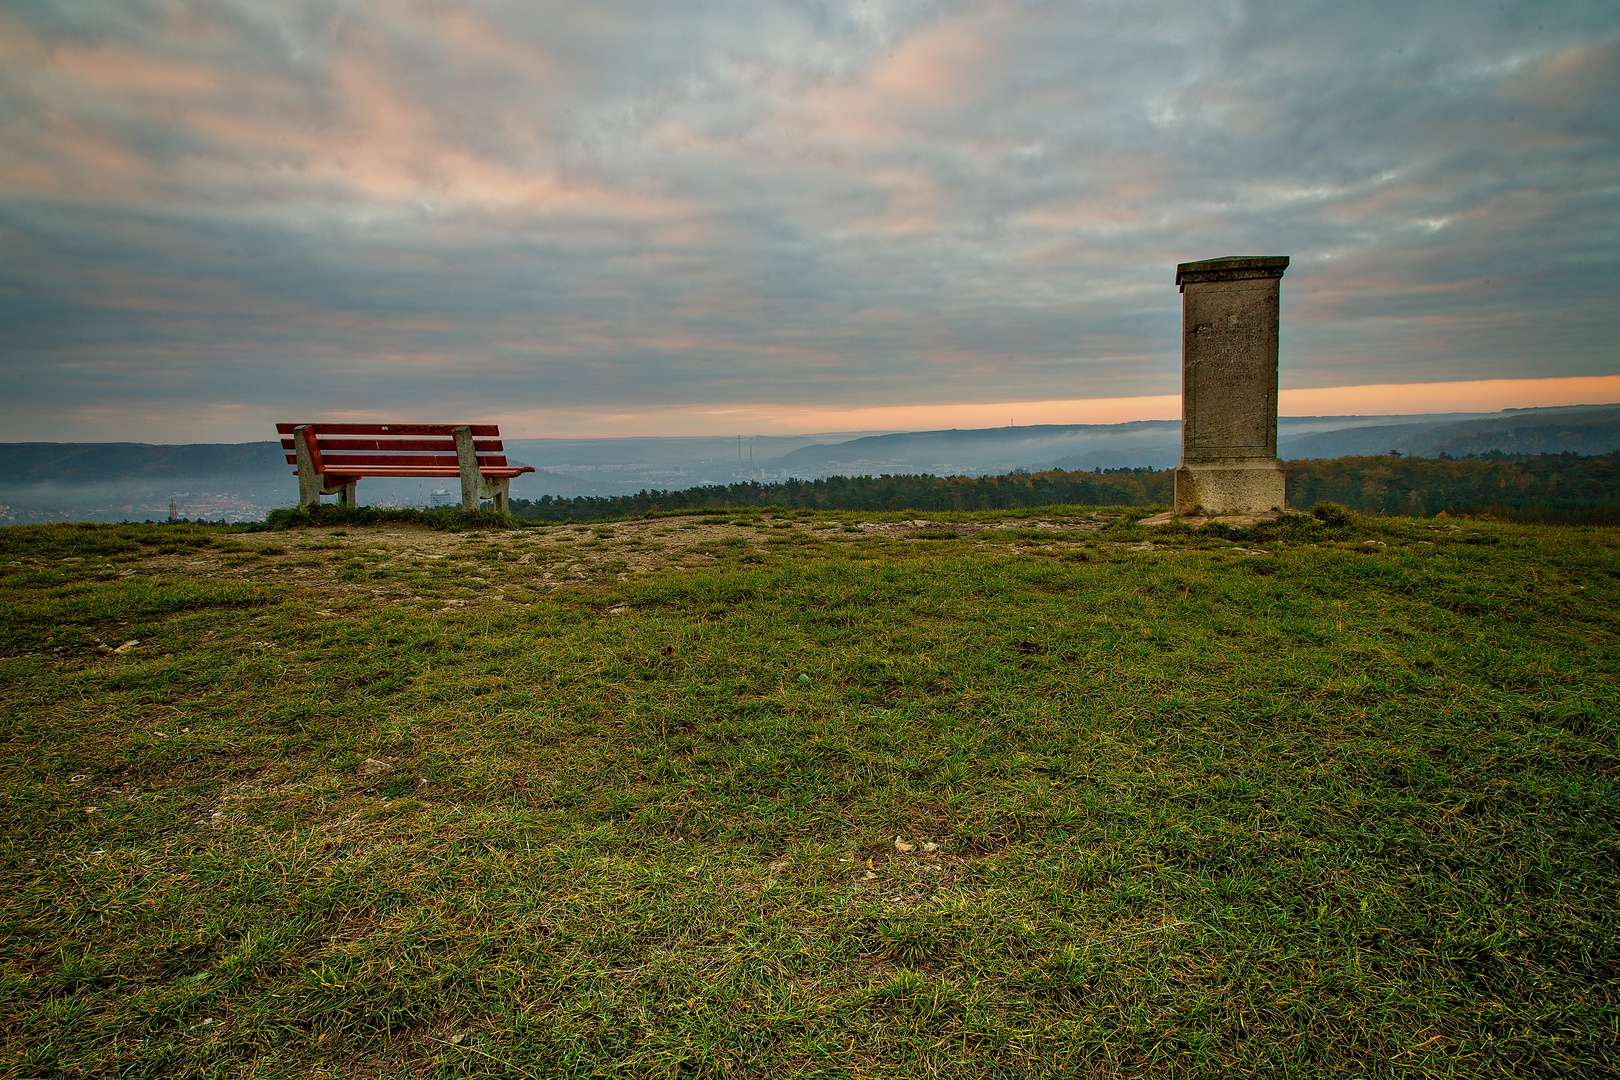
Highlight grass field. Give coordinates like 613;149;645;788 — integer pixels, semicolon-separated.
1;508;1616;1078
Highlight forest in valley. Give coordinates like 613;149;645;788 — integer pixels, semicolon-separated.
507;451;1620;525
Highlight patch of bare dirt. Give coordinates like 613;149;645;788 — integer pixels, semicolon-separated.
129;512;1128;609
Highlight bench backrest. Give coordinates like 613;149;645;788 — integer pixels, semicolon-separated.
276;423;512;472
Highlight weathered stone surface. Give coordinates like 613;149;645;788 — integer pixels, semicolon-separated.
1173;462;1285;517
1172;255;1289;517
294;425;361;507
455;425;483;509
453;425;512;512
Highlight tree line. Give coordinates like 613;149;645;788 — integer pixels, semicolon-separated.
507;452;1619;525
1284;451;1619;524
508;468;1172;522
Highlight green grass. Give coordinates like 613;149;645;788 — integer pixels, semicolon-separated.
1;509;1617;1077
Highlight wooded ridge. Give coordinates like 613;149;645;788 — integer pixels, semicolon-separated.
508;452;1620;525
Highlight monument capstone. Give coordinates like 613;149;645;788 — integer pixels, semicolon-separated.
1171;255;1289;518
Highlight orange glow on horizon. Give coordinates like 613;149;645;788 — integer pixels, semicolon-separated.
8;375;1615;444
483;375;1620;439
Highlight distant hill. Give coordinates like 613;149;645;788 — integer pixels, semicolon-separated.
0;441;288;484
766;405;1620;477
1281;405;1620;459
774;421;1183;476
503;433;867;468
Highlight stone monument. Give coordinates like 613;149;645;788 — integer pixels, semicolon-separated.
1172;255;1289;518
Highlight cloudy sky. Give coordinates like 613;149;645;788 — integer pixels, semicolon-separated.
2;0;1616;441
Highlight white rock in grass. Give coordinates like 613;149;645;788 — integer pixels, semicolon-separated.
357;758;392;778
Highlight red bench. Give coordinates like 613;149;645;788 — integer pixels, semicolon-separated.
278;423;534;513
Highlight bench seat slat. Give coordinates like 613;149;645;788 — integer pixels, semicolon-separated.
283;454;513;468
276;423;500;437
316;466;533;478
279;438;505;453
287;454;460;468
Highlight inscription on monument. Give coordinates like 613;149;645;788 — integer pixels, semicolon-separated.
1184;276;1280;458
1172;255;1289;517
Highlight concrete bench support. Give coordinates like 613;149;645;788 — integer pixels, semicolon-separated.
454;426;510;511
294;425;357;508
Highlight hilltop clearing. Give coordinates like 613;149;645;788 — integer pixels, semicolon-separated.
2;510;1616;1077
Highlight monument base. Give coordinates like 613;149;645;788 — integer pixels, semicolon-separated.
1173;461;1285;517
1140;508;1312;529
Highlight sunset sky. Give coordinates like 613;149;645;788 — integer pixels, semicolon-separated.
2;1;1617;442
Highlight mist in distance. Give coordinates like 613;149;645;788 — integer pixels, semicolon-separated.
2;406;1615;525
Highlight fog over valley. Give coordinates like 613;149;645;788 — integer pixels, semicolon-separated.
3;405;1614;524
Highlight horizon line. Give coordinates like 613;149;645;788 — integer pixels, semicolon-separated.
482;375;1620;440
6;375;1616;443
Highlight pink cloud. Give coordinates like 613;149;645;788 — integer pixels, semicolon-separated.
870;20;993;102
50;44;221;95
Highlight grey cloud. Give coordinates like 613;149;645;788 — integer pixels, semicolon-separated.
0;0;1615;438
